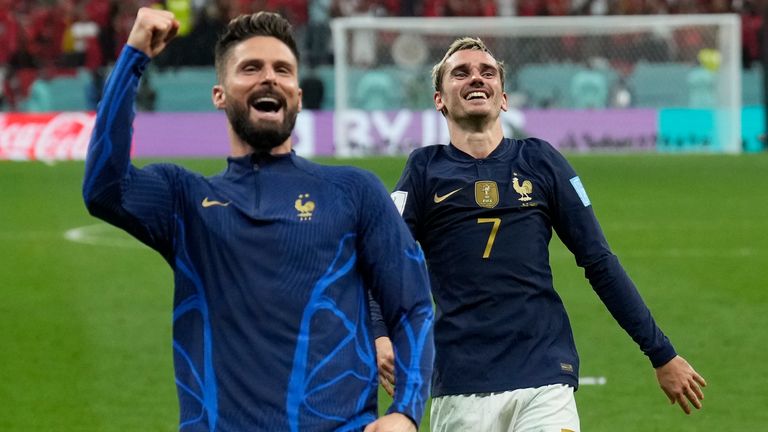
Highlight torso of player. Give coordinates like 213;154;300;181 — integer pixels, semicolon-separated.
412;141;558;313
168;154;378;426
398;139;579;395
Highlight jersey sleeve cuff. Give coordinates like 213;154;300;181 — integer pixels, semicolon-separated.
120;45;152;75
648;344;678;368
384;408;419;430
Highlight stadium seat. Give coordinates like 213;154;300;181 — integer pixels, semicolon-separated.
570;68;609;109
628;62;690;108
686;67;716;108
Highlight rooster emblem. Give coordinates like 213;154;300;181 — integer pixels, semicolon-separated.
512;176;533;202
295;193;315;220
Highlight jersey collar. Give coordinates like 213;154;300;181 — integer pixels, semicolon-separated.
447;137;512;161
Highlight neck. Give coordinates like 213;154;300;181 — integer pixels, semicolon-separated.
448;117;504;159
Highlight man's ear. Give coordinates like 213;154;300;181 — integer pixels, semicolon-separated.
434;91;444;112
298;87;303;112
212;84;225;110
500;91;508;112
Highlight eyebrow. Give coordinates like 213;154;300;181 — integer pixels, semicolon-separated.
236;58;296;72
450;62;499;73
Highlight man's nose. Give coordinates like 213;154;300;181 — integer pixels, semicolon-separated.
261;67;277;84
469;69;484;84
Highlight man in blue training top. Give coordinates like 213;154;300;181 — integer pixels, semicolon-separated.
373;37;705;431
83;8;433;432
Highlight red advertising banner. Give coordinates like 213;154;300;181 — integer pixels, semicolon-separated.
0;113;96;161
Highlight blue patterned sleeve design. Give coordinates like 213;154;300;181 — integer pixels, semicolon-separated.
356;171;434;425
82;46;176;259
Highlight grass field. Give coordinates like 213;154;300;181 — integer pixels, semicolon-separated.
1;153;767;431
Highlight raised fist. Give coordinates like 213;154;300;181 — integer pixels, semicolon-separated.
126;7;179;58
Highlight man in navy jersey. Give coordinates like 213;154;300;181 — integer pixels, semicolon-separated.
83;8;433;432
373;37;705;431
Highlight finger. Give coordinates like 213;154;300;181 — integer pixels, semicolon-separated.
363;422;376;432
661;386;675;404
693;373;707;388
383;369;395;384
380;375;395;397
691;382;705;401
676;394;691;415
165;20;180;43
686;387;703;410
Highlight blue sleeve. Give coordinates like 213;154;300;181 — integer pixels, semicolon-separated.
393;151;425;239
82;46;176;260
369;152;425;340
541;141;677;368
356;170;434;426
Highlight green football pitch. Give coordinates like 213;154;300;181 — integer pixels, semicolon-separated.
1;153;766;431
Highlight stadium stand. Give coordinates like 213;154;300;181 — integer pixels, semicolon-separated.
0;0;764;113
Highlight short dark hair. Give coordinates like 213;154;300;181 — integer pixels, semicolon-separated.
214;12;299;81
432;37;505;92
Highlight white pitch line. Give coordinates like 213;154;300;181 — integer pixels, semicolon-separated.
63;223;144;249
579;376;607;386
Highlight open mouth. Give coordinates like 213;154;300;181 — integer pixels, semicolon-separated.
250;96;284;113
464;91;488;101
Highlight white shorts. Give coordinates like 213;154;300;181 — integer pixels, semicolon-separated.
430;384;580;432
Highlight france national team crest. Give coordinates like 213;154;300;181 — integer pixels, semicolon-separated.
474;181;499;208
512;175;533;202
295;193;316;220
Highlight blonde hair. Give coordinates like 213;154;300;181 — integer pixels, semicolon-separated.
431;37;505;92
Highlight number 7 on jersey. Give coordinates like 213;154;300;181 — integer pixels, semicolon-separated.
477;218;501;259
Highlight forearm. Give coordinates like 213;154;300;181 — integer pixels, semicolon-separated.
586;253;677;367
386;300;433;425
83;46;149;210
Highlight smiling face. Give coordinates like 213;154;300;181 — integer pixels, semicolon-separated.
434;49;507;126
212;35;302;154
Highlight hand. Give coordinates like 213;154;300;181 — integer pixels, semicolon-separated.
127;7;179;58
655;355;707;414
375;336;395;397
363;413;417;432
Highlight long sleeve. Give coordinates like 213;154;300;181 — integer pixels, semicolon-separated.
82;46;176;259
370;152;426;340
357;170;434;426
543;141;677;368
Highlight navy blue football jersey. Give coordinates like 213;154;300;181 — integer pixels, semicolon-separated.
83;46;434;431
389;138;675;397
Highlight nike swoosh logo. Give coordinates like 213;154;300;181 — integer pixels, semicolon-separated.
202;197;231;208
434;188;462;203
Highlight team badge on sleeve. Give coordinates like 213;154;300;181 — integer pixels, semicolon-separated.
569;176;591;207
391;191;408;216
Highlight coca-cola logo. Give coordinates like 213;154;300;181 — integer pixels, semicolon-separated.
0;112;96;161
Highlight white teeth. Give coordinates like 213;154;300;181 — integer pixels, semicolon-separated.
465;92;487;100
255;97;279;104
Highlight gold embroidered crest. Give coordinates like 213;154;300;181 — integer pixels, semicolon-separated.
295;193;315;220
474;181;499;208
512;175;533;202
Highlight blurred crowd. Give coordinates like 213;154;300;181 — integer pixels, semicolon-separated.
0;0;764;111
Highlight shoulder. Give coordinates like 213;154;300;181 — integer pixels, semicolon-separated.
292;156;385;192
408;144;444;162
514;137;570;168
141;162;201;180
